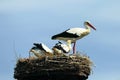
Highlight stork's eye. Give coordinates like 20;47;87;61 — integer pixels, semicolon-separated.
86;22;89;25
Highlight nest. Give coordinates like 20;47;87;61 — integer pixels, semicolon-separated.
14;54;93;80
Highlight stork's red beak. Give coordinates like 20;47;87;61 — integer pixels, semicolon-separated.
87;22;96;30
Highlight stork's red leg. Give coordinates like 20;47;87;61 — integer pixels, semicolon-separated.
73;42;76;54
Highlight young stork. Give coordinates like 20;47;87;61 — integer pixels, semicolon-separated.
52;41;71;56
51;21;96;54
29;43;53;58
29;47;43;58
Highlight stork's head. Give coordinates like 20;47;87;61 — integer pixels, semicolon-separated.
84;21;96;30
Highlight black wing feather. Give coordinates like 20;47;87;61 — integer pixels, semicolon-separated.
33;43;44;51
51;29;79;39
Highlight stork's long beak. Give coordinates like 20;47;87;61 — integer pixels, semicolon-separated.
87;22;96;30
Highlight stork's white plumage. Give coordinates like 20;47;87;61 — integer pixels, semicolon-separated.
52;41;70;55
33;43;53;53
30;43;53;58
29;47;44;58
51;21;96;54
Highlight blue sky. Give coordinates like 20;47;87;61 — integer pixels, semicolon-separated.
0;0;120;80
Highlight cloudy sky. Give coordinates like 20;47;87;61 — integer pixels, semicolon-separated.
0;0;120;80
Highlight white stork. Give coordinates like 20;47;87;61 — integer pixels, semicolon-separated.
29;43;53;58
51;21;96;54
52;41;70;56
29;47;43;58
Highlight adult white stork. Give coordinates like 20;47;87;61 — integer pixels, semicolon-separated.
29;43;53;58
52;41;70;56
51;21;96;54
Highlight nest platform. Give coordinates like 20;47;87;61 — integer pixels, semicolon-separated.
14;55;93;80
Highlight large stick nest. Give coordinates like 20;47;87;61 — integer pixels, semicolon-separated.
14;54;93;80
